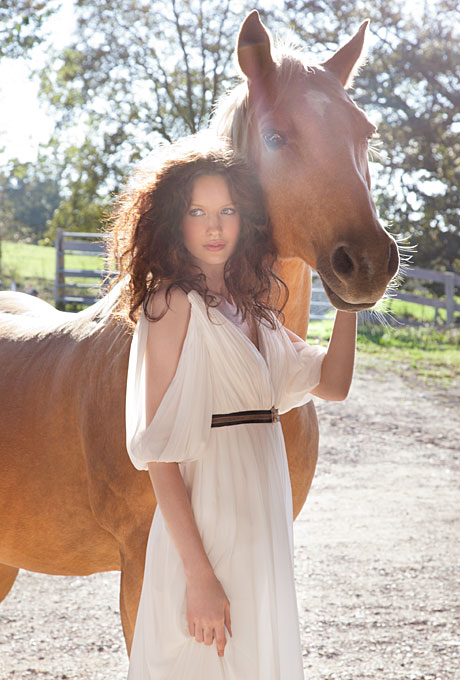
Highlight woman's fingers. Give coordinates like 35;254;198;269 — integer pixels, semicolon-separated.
189;620;227;657
215;624;227;657
224;603;232;637
203;627;214;646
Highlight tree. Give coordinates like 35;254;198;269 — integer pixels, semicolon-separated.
35;0;262;234
281;0;460;272
38;0;257;179
43;134;113;242
0;156;61;243
0;0;60;59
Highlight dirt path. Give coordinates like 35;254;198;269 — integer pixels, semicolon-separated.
0;355;458;680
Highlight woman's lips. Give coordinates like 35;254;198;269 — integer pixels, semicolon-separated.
204;241;226;251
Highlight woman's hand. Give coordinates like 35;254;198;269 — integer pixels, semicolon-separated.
186;572;232;658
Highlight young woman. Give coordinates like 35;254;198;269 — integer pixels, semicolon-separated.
109;135;357;679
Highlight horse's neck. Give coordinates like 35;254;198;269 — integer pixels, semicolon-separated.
275;258;312;338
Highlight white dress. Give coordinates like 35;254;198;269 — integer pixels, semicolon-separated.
125;289;326;680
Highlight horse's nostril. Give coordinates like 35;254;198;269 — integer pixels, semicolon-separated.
388;241;399;277
331;246;355;278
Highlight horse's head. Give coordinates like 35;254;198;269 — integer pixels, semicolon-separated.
214;11;399;311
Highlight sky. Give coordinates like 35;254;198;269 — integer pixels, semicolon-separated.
0;0;75;163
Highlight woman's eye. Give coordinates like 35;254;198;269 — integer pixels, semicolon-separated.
189;208;204;216
262;130;286;150
221;208;236;215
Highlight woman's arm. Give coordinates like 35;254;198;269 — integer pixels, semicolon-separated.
145;287;231;657
147;462;231;656
285;310;357;401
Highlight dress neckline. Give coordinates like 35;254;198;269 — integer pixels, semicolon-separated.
187;289;265;364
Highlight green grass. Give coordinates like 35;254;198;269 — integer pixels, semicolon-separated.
1;241;106;280
0;240;108;305
307;318;460;387
380;295;460;325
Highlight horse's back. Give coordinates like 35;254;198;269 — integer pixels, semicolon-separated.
0;291;63;317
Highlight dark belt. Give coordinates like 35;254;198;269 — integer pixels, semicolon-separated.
211;407;280;428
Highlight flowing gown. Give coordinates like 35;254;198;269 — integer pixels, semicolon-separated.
125;289;327;680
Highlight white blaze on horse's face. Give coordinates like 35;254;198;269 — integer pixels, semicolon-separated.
305;90;332;118
230;10;400;312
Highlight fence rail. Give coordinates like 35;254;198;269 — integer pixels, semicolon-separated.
392;267;460;324
55;231;459;323
54;230;114;309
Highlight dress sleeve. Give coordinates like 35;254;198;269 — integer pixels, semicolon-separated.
125;307;213;470
266;319;327;415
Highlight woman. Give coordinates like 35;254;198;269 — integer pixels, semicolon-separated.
109;135;357;679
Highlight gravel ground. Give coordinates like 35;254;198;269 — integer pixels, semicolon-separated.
0;355;459;680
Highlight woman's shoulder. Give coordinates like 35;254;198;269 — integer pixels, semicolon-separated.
147;284;191;320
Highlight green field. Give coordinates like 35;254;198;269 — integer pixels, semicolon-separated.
1;240;108;305
1;241;106;280
307;317;460;387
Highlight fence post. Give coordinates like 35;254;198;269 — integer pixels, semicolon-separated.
55;229;65;310
445;272;455;324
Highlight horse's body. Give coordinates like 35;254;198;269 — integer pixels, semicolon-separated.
0;12;398;651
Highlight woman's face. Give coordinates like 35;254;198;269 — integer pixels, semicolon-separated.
181;174;241;269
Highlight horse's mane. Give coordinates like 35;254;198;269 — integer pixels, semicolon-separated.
211;49;317;154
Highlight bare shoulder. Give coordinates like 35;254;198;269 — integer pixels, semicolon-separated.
148;285;191;320
144;287;193;421
146;285;191;351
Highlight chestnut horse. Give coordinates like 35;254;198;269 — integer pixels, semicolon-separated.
0;12;398;652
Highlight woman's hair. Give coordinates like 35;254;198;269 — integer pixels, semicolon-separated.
106;133;288;329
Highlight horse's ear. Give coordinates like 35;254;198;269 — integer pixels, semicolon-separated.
322;20;370;88
237;10;276;81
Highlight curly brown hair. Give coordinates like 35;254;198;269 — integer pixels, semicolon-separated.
106;133;288;329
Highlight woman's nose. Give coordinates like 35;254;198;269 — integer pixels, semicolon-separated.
207;213;222;232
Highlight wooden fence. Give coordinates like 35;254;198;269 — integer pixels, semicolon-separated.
55;230;459;323
54;230;113;309
391;266;460;324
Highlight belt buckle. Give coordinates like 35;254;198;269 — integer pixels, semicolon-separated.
271;406;280;423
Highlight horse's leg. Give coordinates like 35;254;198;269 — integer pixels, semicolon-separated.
277;258;320;518
119;522;152;655
0;564;19;602
282;401;319;519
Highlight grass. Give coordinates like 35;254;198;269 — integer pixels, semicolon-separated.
307;317;460;388
1;240;108;306
1;241;106;280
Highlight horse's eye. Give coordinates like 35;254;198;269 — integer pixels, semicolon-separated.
262;130;286;150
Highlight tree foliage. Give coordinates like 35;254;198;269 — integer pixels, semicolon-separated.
43;135;113;242
36;0;261;232
0;157;61;242
0;0;60;58
39;0;257;171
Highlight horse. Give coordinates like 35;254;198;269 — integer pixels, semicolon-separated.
0;11;399;653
